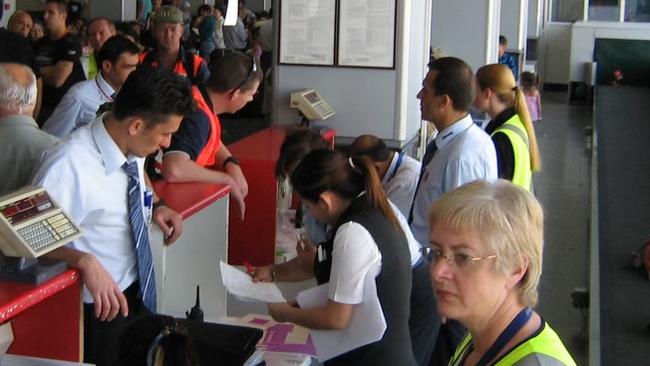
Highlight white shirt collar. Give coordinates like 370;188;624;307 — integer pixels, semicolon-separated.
434;113;474;150
382;151;400;186
95;72;116;101
90;115;133;175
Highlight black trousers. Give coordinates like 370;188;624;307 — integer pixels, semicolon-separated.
410;260;441;366
83;281;152;366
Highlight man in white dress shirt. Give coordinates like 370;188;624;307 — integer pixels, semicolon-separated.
43;35;140;138
411;57;497;366
349;134;421;217
33;67;193;366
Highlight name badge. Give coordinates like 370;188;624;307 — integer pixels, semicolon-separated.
318;245;327;262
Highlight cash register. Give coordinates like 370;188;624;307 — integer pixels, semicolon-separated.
0;186;81;284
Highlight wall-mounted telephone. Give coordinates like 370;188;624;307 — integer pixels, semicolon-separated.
0;186;81;258
290;89;336;122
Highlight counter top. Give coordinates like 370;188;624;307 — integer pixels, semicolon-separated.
0;269;80;323
153;181;230;219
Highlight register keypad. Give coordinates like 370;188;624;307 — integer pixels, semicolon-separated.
17;214;79;253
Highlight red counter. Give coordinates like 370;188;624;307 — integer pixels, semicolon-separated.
0;269;82;361
227;127;287;266
152;181;230;219
227;126;335;266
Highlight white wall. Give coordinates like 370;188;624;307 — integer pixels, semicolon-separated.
275;67;398;139
501;0;528;51
123;0;137;21
431;0;501;71
89;0;123;20
272;0;430;145
1;0;16;28
569;21;650;82
527;0;543;38
538;22;572;84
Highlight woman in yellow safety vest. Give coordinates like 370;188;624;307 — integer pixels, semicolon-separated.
474;64;541;191
426;180;576;366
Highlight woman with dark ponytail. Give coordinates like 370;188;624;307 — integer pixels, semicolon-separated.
267;149;417;365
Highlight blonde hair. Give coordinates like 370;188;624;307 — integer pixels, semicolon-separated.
476;64;541;172
428;180;544;307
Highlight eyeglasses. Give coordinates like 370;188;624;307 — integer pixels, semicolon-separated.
421;245;496;269
232;54;257;92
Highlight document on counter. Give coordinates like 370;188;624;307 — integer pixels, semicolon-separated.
0;354;93;365
219;261;286;303
296;275;386;361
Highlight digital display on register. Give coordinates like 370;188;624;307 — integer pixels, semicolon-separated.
0;191;54;225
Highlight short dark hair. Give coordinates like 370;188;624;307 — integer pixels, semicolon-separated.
349;134;390;163
275;128;328;179
520;71;538;88
499;35;507;46
427;57;475;112
116;21;142;44
97;35;140;66
207;51;262;93
198;4;212;15
46;0;68;13
113;66;195;125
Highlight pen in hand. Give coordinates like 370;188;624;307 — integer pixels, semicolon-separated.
244;261;254;274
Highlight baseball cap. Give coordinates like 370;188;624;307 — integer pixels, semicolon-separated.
151;5;183;24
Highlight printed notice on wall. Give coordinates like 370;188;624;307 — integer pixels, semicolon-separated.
337;0;396;68
280;0;336;66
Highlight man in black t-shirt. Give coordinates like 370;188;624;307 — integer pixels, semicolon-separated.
33;0;86;125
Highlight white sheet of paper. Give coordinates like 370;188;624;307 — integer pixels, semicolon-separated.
296;275;386;361
219;261;286;303
0;354;94;365
224;0;238;26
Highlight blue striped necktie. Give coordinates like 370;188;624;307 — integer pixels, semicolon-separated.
122;161;157;312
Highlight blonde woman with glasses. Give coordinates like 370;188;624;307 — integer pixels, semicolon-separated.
424;180;575;365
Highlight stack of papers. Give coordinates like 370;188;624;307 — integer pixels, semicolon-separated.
0;354;93;365
219;261;286;303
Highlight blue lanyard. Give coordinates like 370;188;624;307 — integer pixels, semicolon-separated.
387;152;404;182
474;307;532;366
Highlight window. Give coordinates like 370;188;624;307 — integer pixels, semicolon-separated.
550;0;650;22
625;0;650;21
551;0;584;21
589;0;620;21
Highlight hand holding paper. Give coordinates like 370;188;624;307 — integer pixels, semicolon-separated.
296;275;386;362
219;261;286;303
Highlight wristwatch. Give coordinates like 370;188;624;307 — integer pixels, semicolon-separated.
222;156;240;170
153;198;166;210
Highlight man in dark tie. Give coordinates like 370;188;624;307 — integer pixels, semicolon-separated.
33;66;194;366
409;57;498;365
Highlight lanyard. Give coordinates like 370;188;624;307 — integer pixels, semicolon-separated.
387;152;404;182
474;307;532;366
95;77;113;101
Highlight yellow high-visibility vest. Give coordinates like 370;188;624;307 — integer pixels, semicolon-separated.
492;114;532;191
